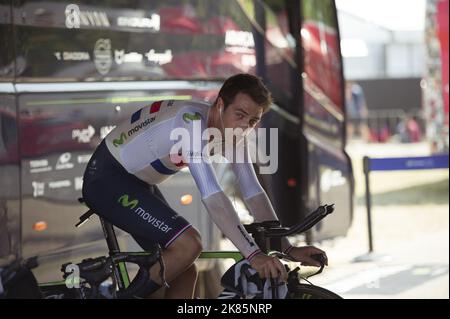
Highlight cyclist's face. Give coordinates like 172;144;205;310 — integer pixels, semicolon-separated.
218;92;263;138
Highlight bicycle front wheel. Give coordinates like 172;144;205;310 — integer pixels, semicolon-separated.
288;284;343;299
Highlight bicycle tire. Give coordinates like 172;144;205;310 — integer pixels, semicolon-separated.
288;283;342;299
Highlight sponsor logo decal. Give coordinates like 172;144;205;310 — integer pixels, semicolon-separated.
32;182;45;197
145;49;172;65
48;180;72;189
77;154;91;164
56;153;74;170
117;14;160;31
113;132;127;147
74;177;83;191
94;38;112;75
118;194;172;233
30;159;52;173
72;125;95;143
182;112;202;123
127;117;155;136
118;194;139;209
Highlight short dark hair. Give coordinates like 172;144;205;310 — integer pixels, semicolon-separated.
216;73;273;113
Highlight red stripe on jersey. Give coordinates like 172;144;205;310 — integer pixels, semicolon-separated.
150;101;162;114
170;152;187;168
175;160;187;167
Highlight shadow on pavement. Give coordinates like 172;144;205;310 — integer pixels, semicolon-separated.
356;179;449;206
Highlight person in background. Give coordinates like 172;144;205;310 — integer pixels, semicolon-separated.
396;115;422;143
345;81;369;141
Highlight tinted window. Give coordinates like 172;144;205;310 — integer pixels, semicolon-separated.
264;0;297;113
301;0;344;146
238;0;297;113
0;3;14;80
12;0;257;81
301;0;343;111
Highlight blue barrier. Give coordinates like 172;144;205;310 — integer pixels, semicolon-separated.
355;154;449;262
368;154;449;171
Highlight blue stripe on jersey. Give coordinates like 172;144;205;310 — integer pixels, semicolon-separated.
150;159;177;175
131;109;142;124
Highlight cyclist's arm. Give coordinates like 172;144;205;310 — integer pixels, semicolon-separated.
189;161;261;259
229;139;293;253
172;110;261;259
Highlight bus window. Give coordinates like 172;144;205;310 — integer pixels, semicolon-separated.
301;0;343;112
301;0;345;146
264;0;295;57
263;0;297;114
12;0;257;81
237;0;297;114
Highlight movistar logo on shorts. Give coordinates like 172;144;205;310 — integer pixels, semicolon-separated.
113;132;127;147
182;112;202;123
117;194;172;233
118;194;139;209
127;117;155;136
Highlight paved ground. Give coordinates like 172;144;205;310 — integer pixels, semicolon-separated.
311;203;449;299
222;140;449;299
304;140;448;298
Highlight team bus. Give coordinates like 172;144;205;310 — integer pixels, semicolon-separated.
0;0;353;294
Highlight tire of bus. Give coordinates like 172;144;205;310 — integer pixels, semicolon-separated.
288;284;343;299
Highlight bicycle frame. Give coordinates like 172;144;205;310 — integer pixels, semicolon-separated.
38;203;335;298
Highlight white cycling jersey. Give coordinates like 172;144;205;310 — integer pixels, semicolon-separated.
104;99;291;258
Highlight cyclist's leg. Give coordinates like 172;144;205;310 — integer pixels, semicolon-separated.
131;224;201;299
83;176;202;296
82;141;202;297
164;263;198;299
132;186;201;299
134;229;201;299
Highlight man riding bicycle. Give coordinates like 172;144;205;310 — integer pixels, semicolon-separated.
81;73;327;299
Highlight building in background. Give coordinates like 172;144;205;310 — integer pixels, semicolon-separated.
338;11;425;80
336;0;428;143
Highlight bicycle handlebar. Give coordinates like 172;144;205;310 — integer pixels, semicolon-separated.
244;204;335;238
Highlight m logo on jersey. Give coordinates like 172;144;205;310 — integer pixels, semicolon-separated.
183;112;202;123
113;132;127;147
118;194;139;209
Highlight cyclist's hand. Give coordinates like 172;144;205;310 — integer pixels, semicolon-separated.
249;253;288;282
288;246;328;267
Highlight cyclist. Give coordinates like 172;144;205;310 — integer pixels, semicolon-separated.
82;73;327;299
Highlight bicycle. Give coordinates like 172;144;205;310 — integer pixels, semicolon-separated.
38;200;342;299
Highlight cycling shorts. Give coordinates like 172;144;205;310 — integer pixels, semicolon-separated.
82;139;192;250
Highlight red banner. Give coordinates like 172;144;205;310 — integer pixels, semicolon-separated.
437;0;449;123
